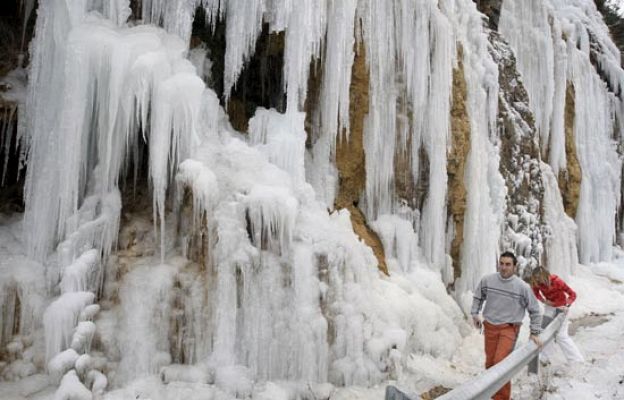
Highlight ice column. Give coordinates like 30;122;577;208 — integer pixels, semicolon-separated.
443;0;505;307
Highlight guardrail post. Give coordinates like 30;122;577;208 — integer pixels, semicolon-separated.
385;385;414;400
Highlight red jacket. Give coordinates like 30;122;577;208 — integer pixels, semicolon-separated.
532;274;577;308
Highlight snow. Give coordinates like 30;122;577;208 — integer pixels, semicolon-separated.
55;370;92;400
43;292;95;363
48;349;80;381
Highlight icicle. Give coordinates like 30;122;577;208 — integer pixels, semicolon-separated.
282;0;327;112
499;0;555;150
568;44;621;263
371;214;419;273
22;0;90;260
1;105;18;186
361;0;398;218
176;159;219;230
243;184;298;255
248;108;307;187
410;3;453;268
149;68;205;261
222;0;265;101
320;0;356;142
141;0;201;44
59;249;100;294
541;162;578;279
101;0;131;26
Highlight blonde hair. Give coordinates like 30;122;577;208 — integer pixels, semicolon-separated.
530;266;550;287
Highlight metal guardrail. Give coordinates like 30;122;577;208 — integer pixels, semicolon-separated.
386;312;566;400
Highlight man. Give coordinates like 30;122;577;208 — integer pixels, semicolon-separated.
471;251;542;400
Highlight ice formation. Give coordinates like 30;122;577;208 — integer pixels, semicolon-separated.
500;0;624;263
0;0;623;398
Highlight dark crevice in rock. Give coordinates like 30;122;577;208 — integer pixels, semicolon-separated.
0;1;36;76
0;104;24;213
474;0;503;31
192;9;286;133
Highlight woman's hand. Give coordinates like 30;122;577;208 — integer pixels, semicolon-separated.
557;305;570;314
544;300;555;307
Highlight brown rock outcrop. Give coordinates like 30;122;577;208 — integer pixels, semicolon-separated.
447;46;471;282
558;83;582;219
335;44;388;276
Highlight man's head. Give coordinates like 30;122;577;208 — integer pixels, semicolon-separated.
499;251;517;279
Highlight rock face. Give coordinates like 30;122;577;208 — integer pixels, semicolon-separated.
489;31;545;274
558;84;582;219
447;47;471;282
335;44;389;276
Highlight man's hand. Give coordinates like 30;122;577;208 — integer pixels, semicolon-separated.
472;315;482;330
530;334;542;348
544;300;555;307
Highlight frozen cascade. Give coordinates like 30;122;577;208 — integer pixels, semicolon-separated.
568;38;621;263
444;0;506;309
149;70;205;259
5;0;624;397
22;0;91;261
540;163;578;280
23;3;206;262
501;0;624;263
361;0;398;218
499;0;557;156
306;0;356;206
358;0;455;270
117;263;177;384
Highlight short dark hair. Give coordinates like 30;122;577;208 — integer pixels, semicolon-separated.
500;251;517;266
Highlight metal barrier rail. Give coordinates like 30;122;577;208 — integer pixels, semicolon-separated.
385;313;566;400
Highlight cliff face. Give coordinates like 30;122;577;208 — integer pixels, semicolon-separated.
489;30;545;276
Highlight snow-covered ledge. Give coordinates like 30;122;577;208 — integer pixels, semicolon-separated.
386;313;566;400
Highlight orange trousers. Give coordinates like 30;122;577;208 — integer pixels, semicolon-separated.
483;321;520;400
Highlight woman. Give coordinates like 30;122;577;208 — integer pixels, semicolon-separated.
530;267;584;363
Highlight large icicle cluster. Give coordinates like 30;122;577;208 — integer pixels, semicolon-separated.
500;0;624;264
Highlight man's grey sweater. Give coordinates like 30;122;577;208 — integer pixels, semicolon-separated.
471;273;542;334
